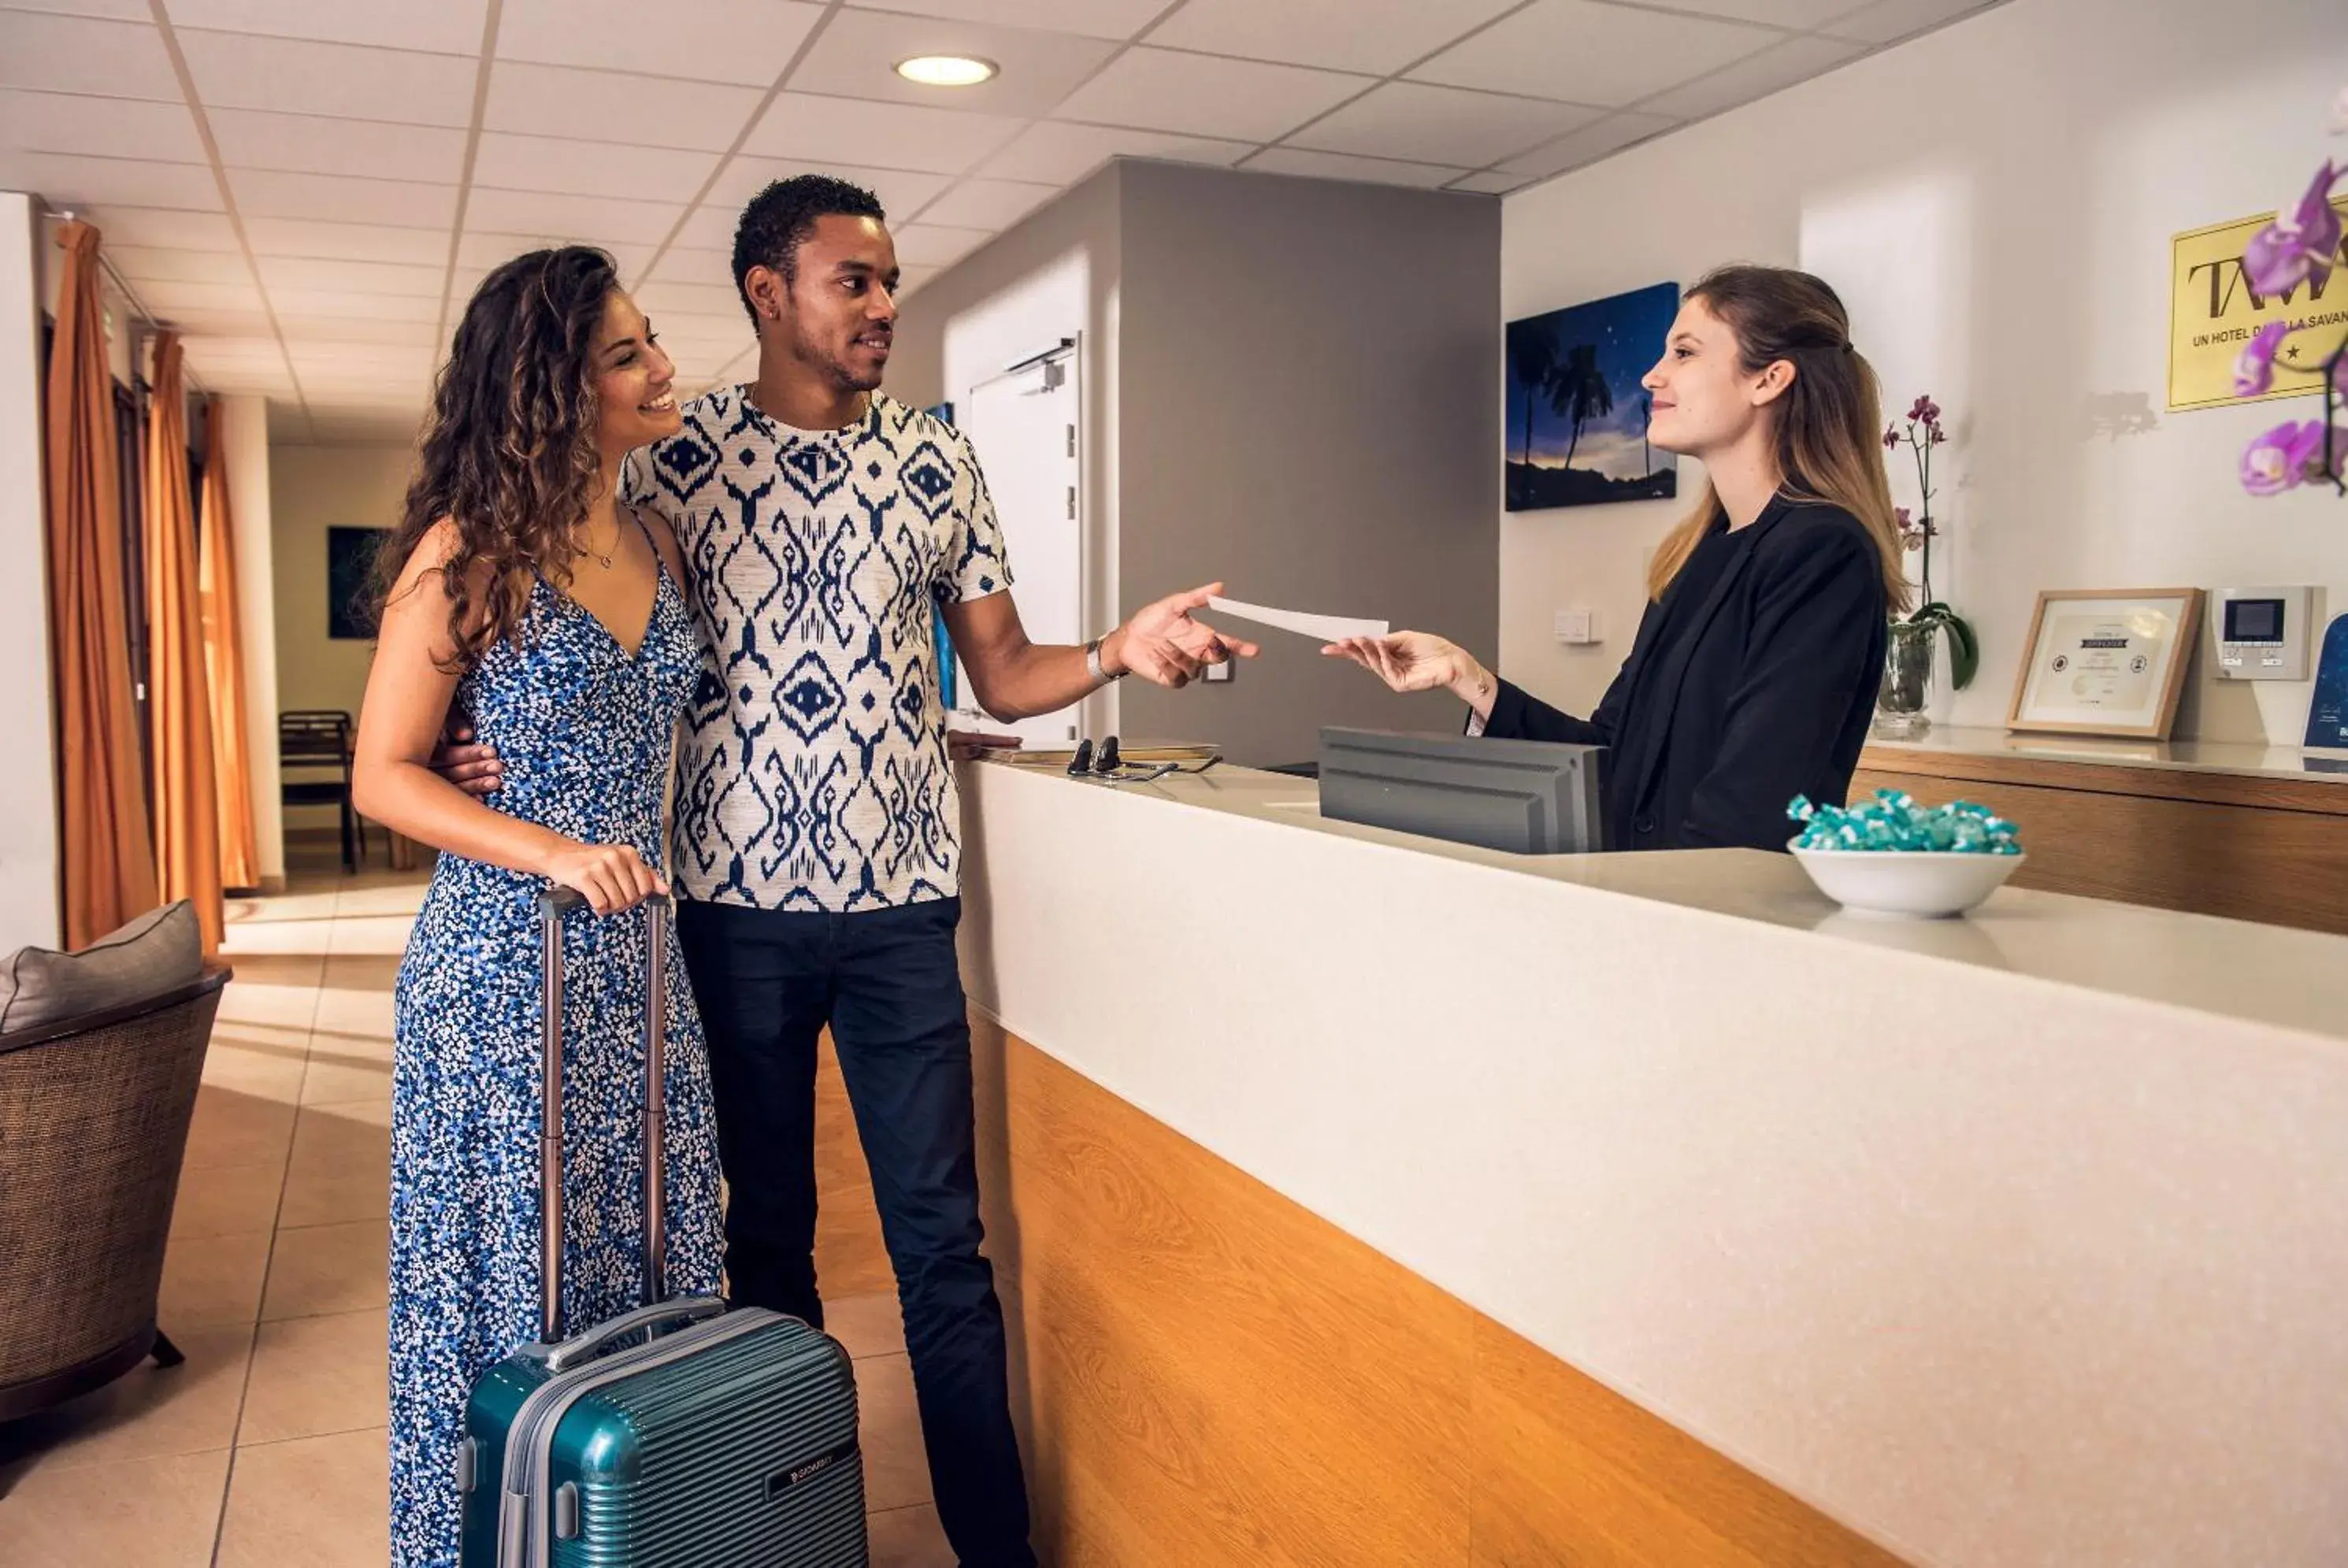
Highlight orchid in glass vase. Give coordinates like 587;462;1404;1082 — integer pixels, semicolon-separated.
1884;395;1979;689
2234;86;2348;497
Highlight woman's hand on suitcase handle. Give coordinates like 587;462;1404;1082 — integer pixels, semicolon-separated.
543;841;668;916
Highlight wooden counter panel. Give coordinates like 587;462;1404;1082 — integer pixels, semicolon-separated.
957;1014;1911;1567
1858;745;2348;816
1848;768;2348;935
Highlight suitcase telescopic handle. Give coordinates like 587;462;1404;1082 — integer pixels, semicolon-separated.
536;885;671;1344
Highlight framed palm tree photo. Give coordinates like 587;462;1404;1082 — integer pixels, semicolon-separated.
1504;282;1679;511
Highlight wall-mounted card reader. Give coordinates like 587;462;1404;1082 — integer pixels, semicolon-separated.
2214;586;2320;680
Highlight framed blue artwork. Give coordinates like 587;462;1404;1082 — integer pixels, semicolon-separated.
926;401;961;712
1506;281;1679;511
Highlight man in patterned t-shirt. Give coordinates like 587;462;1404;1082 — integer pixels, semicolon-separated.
632;177;1245;1565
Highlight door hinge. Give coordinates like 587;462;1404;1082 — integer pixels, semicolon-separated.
1066;486;1076;520
1066;424;1075;458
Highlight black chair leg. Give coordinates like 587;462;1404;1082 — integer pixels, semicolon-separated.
339;799;356;874
150;1329;184;1368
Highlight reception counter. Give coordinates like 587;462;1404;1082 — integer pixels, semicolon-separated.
948;758;2348;1567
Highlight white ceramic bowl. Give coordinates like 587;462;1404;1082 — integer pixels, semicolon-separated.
1789;844;2026;919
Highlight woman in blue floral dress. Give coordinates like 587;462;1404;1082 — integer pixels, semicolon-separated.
352;247;722;1568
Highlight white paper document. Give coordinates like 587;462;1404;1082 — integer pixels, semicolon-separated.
1207;595;1389;643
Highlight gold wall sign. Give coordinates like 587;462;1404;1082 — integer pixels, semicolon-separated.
2168;198;2348;412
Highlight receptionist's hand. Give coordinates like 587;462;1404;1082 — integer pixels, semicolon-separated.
1322;632;1497;718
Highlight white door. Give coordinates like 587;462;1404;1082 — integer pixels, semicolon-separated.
955;351;1084;746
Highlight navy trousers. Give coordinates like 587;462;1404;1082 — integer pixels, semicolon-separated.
674;895;1034;1568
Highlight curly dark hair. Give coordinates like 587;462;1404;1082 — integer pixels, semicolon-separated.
374;246;618;669
731;174;886;321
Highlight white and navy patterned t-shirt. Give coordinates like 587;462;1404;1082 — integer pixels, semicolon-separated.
622;388;1011;912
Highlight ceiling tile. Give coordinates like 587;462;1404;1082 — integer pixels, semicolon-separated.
274;317;443;346
148;306;274;335
177;31;481;125
703;158;952;223
80;206;241;250
0;151;222;209
641;244;733;287
1052;48;1368;143
109;246;254;284
0;89;203;161
273;288;443;322
915;177;1060;232
472;132;721;203
669;205;747;252
452;231;653;274
1148;0;1522;77
484;63;766;152
1411;1;1777;108
1821;0;2001;44
163;0;488;55
1668;0;1863;24
1638;34;1866;120
1497;110;1680;178
1446;169;1536;195
839;0;1166;38
786;7;1118;119
632;280;744;318
229;169;459;228
980;121;1252;185
744;92;1025;176
0;13;180;100
257;256;447;297
495;0;823;84
1243;147;1469;189
894;263;939;296
208;108;468;181
245;217;452;264
462;187;685;245
2;0;154;18
891;224;992;268
135;278;266;313
1289;81;1601;168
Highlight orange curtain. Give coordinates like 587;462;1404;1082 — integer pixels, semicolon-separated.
143;333;224;953
198;398;259;891
43;221;158;951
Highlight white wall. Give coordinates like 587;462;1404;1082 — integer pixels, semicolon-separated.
2;191;58;951
269;443;411;723
221;395;285;888
1499;0;2348;743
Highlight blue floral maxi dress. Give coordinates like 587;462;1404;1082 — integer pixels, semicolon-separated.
388;563;723;1568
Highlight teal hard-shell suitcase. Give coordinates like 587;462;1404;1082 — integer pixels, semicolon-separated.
455;890;869;1566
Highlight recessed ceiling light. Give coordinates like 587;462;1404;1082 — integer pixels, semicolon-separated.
895;54;997;87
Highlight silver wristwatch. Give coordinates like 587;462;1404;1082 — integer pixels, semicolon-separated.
1085;636;1126;684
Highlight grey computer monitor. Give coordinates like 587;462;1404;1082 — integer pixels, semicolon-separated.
1317;728;1608;854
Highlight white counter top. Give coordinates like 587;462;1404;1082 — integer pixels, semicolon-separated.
1865;722;2348;787
955;760;2348;1567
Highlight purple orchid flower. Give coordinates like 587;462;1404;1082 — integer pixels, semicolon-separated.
1895;506;1922;550
2241;420;2324;495
2233;321;2293;397
2243;161;2343;297
1882;423;1900;449
1908;395;1941;424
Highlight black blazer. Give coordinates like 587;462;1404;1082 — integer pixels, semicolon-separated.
1484;495;1887;853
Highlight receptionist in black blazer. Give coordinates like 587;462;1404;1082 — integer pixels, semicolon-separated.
1328;265;1909;854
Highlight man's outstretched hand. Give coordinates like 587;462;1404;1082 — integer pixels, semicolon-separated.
1101;583;1259;689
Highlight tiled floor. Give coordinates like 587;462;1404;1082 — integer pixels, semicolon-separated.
0;858;953;1567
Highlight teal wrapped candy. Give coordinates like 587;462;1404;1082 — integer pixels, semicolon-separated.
1787;789;2023;854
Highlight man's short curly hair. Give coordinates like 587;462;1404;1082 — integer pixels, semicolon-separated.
731;174;888;321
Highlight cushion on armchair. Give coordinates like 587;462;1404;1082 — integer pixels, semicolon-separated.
0;902;204;1034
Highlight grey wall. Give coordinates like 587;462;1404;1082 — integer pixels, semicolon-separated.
1115;161;1500;768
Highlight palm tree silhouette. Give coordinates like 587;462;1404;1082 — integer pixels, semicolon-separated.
1554;343;1614;470
1508;321;1563;467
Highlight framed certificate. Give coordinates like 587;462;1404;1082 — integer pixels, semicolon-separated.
2007;588;2204;740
